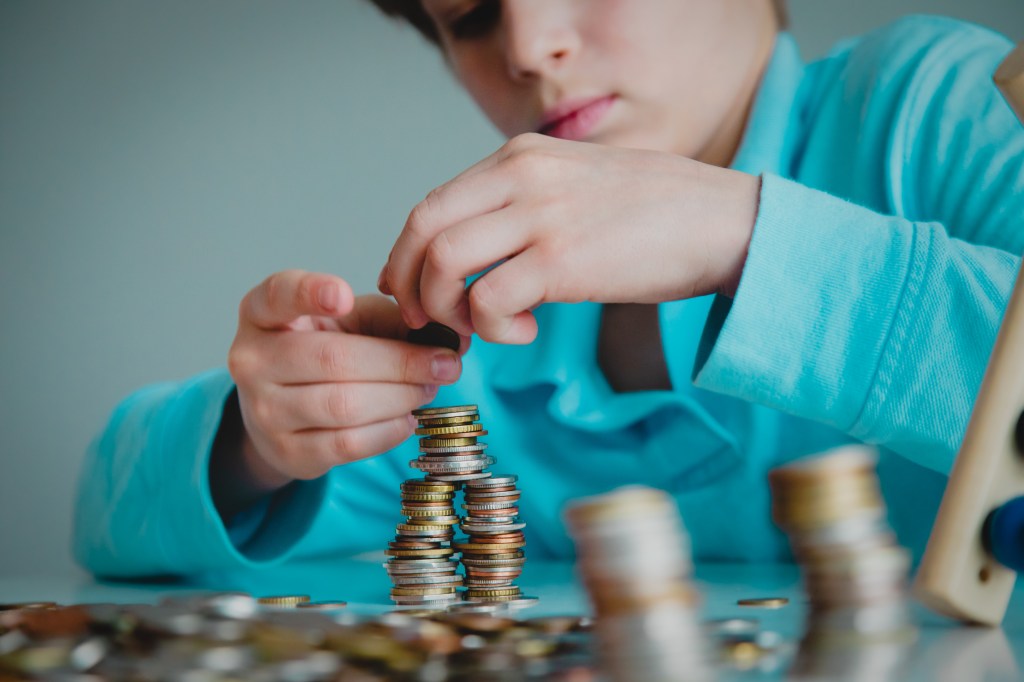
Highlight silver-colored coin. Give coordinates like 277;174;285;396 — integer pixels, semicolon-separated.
461;565;524;574
400;515;461;524
464;474;517;488
419;443;489;454
416;453;491;464
412;458;495;473
461;556;526;567
391;573;465;586
445;601;509;614
415;408;479;419
390;594;462;605
463;578;516;587
462;501;519;511
427;472;494;482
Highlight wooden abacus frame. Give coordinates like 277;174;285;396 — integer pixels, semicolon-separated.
912;42;1024;625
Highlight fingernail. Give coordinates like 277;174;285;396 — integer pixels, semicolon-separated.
431;353;460;382
317;284;338;311
424;384;439;399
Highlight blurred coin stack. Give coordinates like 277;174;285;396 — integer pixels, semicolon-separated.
457;474;529;604
565;486;713;682
385;479;463;607
769;446;917;648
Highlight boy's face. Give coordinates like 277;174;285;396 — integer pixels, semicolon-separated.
421;0;778;164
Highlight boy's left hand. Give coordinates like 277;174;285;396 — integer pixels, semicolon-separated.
379;133;761;344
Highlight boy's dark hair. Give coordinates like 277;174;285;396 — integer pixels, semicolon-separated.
368;1;789;47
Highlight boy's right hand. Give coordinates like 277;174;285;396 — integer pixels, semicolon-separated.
226;270;465;495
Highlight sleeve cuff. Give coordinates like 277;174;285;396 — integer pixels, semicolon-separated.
692;173;927;433
157;369;329;570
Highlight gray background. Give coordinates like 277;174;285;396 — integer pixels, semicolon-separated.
1;1;1021;577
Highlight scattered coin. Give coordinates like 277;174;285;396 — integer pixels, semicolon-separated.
737;597;789;609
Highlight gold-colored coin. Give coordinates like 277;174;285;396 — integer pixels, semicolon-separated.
402;508;457;517
401;481;458;493
413;405;478;416
401;493;456;502
385;548;456;558
257;595;311;607
415;424;487;436
736;597;789;609
396;523;455;532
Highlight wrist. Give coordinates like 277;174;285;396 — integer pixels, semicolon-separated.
714;170;761;299
210;390;293;520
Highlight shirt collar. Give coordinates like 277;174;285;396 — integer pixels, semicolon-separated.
484;32;807;433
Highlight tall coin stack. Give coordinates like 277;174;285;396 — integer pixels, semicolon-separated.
385;479;463;607
565;486;712;682
387;404;533;607
769;446;917;654
457;475;528;604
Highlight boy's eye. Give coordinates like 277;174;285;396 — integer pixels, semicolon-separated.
448;0;500;40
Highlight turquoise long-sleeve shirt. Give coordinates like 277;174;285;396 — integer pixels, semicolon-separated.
75;16;1024;578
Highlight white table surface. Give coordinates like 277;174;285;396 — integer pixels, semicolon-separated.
2;559;1023;680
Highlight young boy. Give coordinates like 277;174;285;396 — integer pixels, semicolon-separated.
75;0;1024;577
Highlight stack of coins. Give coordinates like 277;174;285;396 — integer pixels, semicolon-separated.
457;474;528;603
565;486;712;682
410;405;494;483
769;446;916;643
384;479;463;606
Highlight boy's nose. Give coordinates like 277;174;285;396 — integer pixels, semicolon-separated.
503;1;581;81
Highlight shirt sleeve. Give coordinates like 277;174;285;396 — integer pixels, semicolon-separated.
72;368;329;578
692;18;1024;475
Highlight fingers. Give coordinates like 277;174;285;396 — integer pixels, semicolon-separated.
468;251;546;344
419;211;531;335
382;153;521;330
255;332;462;385
274;382;438;431
291;415;419;475
242;270;355;330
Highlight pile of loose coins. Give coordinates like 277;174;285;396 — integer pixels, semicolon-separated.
385;405;534;608
769;446;916;654
565;486;712;682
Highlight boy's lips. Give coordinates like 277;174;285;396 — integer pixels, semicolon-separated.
537;95;616;141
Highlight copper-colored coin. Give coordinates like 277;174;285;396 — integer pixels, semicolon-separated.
390;586;460;597
466;532;525;543
465;571;522;580
415;411;479;421
412;404;478;416
388;540;449;549
454;541;526;552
